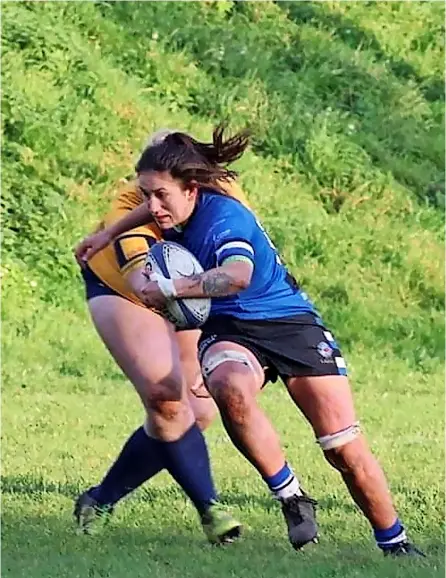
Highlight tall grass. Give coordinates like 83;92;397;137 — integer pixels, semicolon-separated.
2;1;444;364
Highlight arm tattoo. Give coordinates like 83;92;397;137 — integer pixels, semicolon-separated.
180;270;245;298
187;274;204;289
202;272;233;296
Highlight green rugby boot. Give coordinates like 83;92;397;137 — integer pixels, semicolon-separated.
74;489;114;535
201;502;242;545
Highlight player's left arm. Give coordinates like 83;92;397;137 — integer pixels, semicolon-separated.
173;224;256;299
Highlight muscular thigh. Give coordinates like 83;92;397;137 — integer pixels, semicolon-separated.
286;375;357;437
88;294;184;397
176;329;203;393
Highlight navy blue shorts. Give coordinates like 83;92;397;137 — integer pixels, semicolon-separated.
198;313;348;383
82;266;122;301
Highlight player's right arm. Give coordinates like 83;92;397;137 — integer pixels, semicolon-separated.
74;203;153;266
158;206;257;301
172;260;253;299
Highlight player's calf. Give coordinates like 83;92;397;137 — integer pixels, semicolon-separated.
321;431;425;557
203;350;318;550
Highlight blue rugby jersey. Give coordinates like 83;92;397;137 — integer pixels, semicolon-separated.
164;191;316;320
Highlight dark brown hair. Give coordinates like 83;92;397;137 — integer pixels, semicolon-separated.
135;124;250;191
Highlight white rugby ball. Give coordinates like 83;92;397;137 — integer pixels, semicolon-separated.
145;241;211;330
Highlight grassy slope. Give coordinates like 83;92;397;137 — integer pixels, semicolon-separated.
2;2;444;577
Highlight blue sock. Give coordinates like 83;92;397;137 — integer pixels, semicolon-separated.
91;426;165;506
374;518;407;550
264;463;302;500
161;423;217;515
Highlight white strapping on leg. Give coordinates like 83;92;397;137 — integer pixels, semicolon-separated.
317;422;361;451
201;350;254;379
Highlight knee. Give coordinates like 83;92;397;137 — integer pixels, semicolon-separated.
194;400;218;431
208;376;253;426
188;388;217;431
144;378;184;421
324;437;368;475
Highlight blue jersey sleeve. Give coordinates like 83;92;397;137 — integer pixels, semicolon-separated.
210;207;256;267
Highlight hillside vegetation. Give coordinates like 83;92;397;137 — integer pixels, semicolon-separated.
2;1;444;366
1;3;444;577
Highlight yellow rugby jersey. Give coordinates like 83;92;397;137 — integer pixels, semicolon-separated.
88;178;249;305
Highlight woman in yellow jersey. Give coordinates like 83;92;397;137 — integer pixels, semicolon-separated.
73;129;248;544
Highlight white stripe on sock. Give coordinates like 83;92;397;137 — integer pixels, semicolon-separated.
272;475;302;499
378;530;407;546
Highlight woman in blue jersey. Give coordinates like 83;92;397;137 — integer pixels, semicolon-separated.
129;126;424;557
78;126;424;557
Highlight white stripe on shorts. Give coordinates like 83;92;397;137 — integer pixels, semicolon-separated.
323;331;335;342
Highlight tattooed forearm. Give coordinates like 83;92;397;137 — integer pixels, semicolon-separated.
202;272;233;296
173;262;253;299
179;271;236;296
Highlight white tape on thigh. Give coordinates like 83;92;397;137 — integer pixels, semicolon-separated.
317;422;361;451
201;350;254;379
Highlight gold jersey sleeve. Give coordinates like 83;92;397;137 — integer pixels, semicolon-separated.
88;180;161;304
87;177;249;305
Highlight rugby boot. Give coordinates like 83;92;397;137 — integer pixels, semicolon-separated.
280;492;318;550
201;502;243;545
74;488;114;535
382;541;426;558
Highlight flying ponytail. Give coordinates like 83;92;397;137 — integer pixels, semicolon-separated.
135;124;250;191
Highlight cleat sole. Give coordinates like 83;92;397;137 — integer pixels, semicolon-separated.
211;524;243;546
291;534;319;551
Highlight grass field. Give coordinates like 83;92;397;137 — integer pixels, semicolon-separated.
2;2;444;577
2;303;444;577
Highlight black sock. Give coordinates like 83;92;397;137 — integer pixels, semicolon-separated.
90;426;165;506
161;423;217;515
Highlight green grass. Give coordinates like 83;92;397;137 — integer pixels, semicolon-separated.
2;302;444;578
1;1;444;577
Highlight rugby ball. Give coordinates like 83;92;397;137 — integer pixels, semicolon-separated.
145;241;211;330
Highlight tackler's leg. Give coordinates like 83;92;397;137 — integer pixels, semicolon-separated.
75;296;240;544
202;341;318;550
287;374;425;557
75;327;216;525
177;329;218;431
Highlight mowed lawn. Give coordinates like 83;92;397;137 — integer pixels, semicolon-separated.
2;304;443;578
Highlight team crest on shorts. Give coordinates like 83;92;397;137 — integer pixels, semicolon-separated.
317;341;334;362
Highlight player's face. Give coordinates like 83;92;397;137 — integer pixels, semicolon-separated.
138;171;198;229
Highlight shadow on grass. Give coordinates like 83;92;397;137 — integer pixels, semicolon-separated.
1;473;359;516
1;502;443;578
278;1;444;103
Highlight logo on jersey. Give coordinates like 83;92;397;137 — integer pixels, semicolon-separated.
317;341;334;362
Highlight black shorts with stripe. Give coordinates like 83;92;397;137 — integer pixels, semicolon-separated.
197;313;347;384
